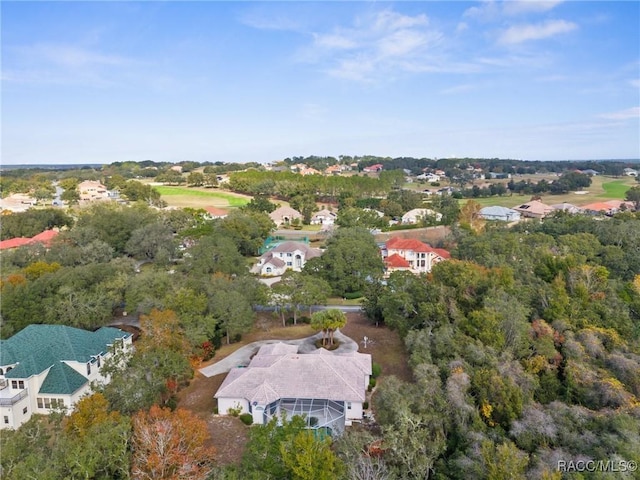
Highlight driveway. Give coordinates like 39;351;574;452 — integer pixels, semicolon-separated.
199;329;358;378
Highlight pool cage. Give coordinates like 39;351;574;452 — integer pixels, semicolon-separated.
263;398;346;436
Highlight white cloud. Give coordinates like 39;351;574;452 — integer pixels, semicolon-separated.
302;9;454;82
629;79;640;89
440;83;477;95
598;107;640;121
503;1;565;16
498;19;577;44
17;43;131;68
464;0;564;20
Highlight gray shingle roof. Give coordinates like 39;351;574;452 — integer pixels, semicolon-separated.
215;343;371;404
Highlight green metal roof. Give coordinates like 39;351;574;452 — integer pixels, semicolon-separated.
38;362;89;395
0;325;131;382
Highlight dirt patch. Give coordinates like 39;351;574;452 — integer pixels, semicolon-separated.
205;415;249;466
341;312;412;382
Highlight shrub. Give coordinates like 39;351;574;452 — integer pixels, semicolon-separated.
227;403;242;417
344;291;363;300
309;417;318;427
372;363;382;378
239;413;253;425
368;378;377;392
363;401;369;409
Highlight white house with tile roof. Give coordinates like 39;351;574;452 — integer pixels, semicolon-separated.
215;343;371;434
269;206;303;226
0;325;133;429
251;241;322;276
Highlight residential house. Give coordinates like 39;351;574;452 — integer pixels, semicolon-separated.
78;180;110;202
0;325;133;429
551;203;583;214
382;237;450;275
203;206;229;219
416;173;441;182
401;208;443;224
300;167;321;176
269;206;303;226
513;200;554;219
479;206;521;222
623;168;638;177
579;169;600;176
582;200;633;216
214;343;372;434
310;209;337;226
0;229;60;251
324;165;342;175
363;164;384;173
251;241;322;276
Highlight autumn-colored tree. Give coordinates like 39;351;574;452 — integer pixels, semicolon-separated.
459;199;485;232
138;308;190;355
132;405;216;480
65;392;121;438
22;261;61;281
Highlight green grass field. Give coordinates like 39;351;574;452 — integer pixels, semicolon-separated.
154;186;251;208
598;180;634;199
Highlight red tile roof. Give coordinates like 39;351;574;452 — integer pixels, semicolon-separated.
0;237;31;250
582;202;614;212
30;229;59;246
384;253;410;268
0;229;59;250
386;237;451;258
204;206;229;217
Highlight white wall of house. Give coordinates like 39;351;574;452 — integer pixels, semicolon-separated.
345;401;363;422
218;397;249;416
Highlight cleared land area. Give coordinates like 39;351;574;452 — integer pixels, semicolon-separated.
154;185;251;208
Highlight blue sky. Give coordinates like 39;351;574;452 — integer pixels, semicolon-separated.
2;1;639;165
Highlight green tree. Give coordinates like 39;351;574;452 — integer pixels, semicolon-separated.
304;227;384;296
625;185;640;210
243;194;278;213
217;210;275;256
280;431;343;480
310;309;346;346
125;221;175;261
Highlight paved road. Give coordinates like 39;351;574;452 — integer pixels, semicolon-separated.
198;329;358;378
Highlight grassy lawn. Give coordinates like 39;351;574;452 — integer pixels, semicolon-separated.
154;186;251;208
327;297;363;306
598;180;634;199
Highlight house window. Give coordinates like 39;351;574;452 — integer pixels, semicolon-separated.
286;262;292;267
87;363;91;376
287;253;292;257
11;380;24;389
22;407;28;415
37;398;43;408
97;356;101;368
347;402;352;410
3;416;8;424
266;267;272;273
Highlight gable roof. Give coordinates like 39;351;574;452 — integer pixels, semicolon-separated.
312;209;337;219
38;362;89;395
215;343;371;404
479;206;521;219
0;325;131;379
270;241;321;259
269;206;303;222
513;200;553;216
385;253;410;268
